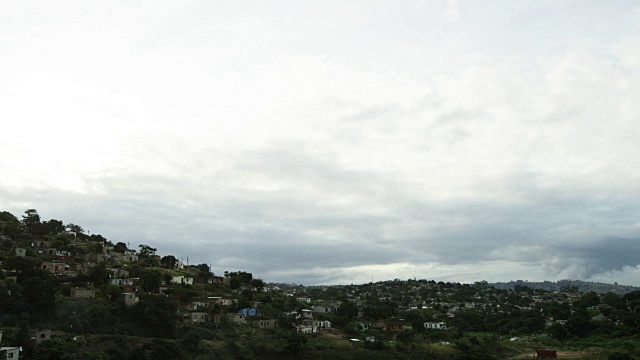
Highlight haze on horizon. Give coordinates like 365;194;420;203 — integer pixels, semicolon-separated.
2;1;640;286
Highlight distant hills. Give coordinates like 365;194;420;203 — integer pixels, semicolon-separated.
490;279;640;295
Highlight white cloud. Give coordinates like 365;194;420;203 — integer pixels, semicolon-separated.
2;1;640;285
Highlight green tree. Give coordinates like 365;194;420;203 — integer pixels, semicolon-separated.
251;278;265;292
113;241;128;254
2;256;44;283
160;255;178;269
286;332;307;356
548;322;567;340
41;219;65;237
140;268;163;293
0;211;21;239
22;209;41;236
22;276;55;308
230;277;241;290
139;244;159;267
65;223;84;234
336;301;359;322
87;264;110;285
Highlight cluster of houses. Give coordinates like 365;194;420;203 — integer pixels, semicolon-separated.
0;328;53;359
7;232;614;343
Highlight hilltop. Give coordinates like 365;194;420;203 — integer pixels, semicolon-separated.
491;280;640;295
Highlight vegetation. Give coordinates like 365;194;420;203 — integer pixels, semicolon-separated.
1;209;640;359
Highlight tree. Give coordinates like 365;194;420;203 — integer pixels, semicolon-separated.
160;255;178;269
87;264;110;285
567;307;593;337
397;329;415;345
139;244;159;267
22;209;41;236
229;277;241;290
2;256;44;283
548;322;567;340
22;277;55;309
140;268;163;293
113;242;128;254
86;241;103;254
251;278;265;292
286;332;307;355
65;223;84;234
139;244;157;257
0;211;21;239
41;219;65;237
336;301;359;322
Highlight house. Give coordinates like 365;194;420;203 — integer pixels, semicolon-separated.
31;240;51;248
171;276;194;285
32;329;51;344
358;322;372;331
41;262;69;275
295;325;315;334
56;250;71;257
300;309;313;319
185;312;207;324
316;320;332;328
110;268;130;279
296;297;311;303
79;262;97;275
189;301;206;311
386;321;405;332
122;292;139;307
71;288;95;299
252;319;278;329
209;276;229;286
93;254;114;264
238;308;261;317
113;253;138;262
110;278;135;287
0;347;19;359
56;255;75;263
202;297;233;307
227;313;246;325
14;248;26;257
424;322;447;330
312;305;337;314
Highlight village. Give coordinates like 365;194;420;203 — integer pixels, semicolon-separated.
2;209;640;359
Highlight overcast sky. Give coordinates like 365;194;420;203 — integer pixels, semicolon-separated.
2;1;640;285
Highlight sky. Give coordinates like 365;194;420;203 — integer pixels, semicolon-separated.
2;1;640;286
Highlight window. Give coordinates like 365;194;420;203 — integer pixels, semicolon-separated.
41;333;46;338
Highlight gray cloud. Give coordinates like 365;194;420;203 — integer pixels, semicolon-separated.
2;1;640;285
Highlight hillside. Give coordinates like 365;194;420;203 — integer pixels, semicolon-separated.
3;209;640;359
491;279;640;295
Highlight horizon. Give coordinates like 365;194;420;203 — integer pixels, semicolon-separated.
3;1;640;286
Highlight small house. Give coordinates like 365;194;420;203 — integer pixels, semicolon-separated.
122;292;139;307
71;288;95;299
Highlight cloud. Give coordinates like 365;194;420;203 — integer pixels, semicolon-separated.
2;2;640;285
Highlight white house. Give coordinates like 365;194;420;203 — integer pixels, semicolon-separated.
171;276;194;285
424;322;447;330
0;347;20;359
